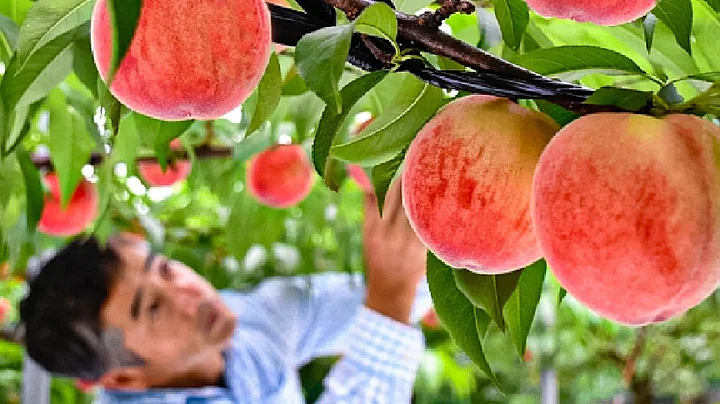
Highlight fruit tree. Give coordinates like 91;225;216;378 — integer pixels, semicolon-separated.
0;0;719;401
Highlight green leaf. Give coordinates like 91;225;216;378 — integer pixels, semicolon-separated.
652;0;693;55
511;46;648;78
312;71;388;177
47;88;94;207
105;0;142;83
475;308;491;339
492;0;529;51
427;252;502;390
394;0;434;14
247;53;282;136
332;73;443;166
703;0;720;12
557;287;567;307
370;148;405;216
72;36;99;97
534;100;579;126
1;26;78;112
0;14;19;58
0;0;34;26
13;0;93;66
133;114;192;171
296;23;354;114
454;269;522;332
110;113;141;172
16;149;44;233
355;3;398;42
669;71;720;83
2;0;95;109
643;14;658;53
504;259;547;357
226;191;287;260
584;87;654;111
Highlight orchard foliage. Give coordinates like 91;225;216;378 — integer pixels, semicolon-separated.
0;0;719;396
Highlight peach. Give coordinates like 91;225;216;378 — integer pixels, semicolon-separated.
38;173;99;237
138;140;191;186
246;144;315;208
0;297;10;324
90;0;271;121
524;0;656;26
402;95;559;274
532;113;720;325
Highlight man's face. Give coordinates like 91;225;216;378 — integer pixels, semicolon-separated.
101;238;237;388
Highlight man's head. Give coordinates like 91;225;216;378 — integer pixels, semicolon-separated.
19;234;237;390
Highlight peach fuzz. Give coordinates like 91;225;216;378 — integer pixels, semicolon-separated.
91;0;271;121
402;95;559;274
38;173;99;237
524;0;656;26
531;113;720;325
246;144;315;208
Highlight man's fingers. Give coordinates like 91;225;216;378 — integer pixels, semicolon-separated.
385;179;405;227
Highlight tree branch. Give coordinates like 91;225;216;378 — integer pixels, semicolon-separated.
31;146;234;170
268;2;648;114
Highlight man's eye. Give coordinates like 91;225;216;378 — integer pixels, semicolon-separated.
149;300;161;317
159;261;172;279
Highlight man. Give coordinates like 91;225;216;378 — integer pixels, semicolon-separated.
19;182;430;403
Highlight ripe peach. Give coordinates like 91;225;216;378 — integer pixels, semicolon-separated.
90;0;271;121
402;95;558;274
532;113;720;325
524;0;656;26
246;144;315;208
138;140;191;186
38;173;99;237
0;297;10;324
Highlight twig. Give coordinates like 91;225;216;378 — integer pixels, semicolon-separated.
623;327;649;384
418;0;475;29
268;4;640;114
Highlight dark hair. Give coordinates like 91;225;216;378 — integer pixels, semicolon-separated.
19;237;125;380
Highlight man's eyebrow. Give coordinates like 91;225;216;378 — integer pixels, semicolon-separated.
130;252;156;321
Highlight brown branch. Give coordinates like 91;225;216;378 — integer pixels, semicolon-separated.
325;0;552;80
31;146;234;170
418;0;475;29
623;327;649;384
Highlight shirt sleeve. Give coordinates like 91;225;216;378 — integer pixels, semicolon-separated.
234;273;431;367
316;307;425;404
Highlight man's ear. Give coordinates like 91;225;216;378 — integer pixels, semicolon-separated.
98;367;149;391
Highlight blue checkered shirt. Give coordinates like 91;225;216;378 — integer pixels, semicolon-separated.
99;273;431;403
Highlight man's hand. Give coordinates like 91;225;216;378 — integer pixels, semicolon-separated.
363;179;427;324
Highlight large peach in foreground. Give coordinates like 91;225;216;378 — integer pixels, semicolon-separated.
532;113;720;325
524;0;656;26
247;144;315;208
38;174;99;237
402;95;559;274
91;0;272;121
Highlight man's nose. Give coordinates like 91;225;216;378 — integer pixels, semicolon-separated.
169;273;205;317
